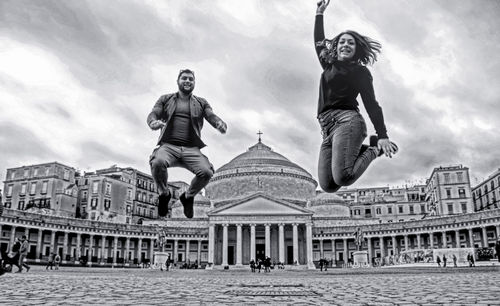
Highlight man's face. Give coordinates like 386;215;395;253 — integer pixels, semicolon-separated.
177;72;195;95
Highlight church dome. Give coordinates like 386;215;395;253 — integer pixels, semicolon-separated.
205;140;317;205
171;193;212;218
308;192;350;217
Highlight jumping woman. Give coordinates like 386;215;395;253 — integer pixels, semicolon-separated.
315;0;398;193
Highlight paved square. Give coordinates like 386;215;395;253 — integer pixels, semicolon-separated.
1;266;500;305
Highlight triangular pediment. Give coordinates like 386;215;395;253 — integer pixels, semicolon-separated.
209;193;312;215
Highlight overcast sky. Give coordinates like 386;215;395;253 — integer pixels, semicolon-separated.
1;0;499;191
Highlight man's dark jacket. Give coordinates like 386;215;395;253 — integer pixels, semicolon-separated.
147;93;224;148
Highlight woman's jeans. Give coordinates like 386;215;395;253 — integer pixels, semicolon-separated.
318;109;378;193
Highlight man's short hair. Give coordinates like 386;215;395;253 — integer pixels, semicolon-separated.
177;69;195;80
22;235;27;239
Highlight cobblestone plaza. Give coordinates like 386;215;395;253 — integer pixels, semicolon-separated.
1;266;500;305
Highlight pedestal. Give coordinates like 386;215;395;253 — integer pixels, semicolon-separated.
352;251;369;268
153;251;169;269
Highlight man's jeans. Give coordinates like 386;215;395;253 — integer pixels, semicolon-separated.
150;143;214;198
318;109;378;193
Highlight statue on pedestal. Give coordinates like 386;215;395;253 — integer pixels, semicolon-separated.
353;227;365;251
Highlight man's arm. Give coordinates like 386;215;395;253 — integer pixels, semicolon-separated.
198;97;227;134
147;95;171;130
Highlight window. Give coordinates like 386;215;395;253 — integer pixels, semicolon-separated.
24;169;29;178
33;168;39;176
63;169;70;180
444;173;450;183
92;181;99;194
398;206;403;214
41;181;48;194
20;183;27;195
10;171;15;180
127;189;132;200
5;202;11;208
420;204;426;213
409;205;414;214
457;172;463;182
388;207;393;214
458;188;466;199
82;191;88;201
18;200;25;210
91;198;98;208
150;209;154;218
126;205;131;213
447;203;454;214
105;183;111;195
376;207;381;214
461;202;467;213
45;167;50;176
104;199;111;211
446;189;451;199
491;181;495;190
90;212;96;220
6;185;13;197
30;182;37;195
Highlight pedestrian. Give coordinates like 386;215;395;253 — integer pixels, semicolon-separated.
10;238;23;273
436;255;441;267
452;254;457;267
46;253;54;270
250;259;255;272
467;253;475;267
324;259;329;271
54;253;61;270
442;255;447;267
18;235;30;273
319;258;324;271
147;69;228;218
314;0;398;194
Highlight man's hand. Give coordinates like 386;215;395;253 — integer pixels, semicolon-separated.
317;0;330;14
378;138;398;158
149;120;166;131
216;120;227;134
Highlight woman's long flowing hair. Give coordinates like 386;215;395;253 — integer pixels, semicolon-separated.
317;30;381;66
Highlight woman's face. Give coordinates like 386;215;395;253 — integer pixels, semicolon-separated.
337;33;356;61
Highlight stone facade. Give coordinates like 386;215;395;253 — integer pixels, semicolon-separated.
472;168;500;211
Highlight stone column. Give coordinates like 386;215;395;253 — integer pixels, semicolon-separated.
455;230;461;248
442;231;447;248
429;232;434;249
62;232;69;263
125;237;130;265
24;228;30;241
250;224;256;262
481;227;488;247
331;239;336;263
98;236;105;263
319;239;324;259
306;223;314;269
292;224;299;265
222;224;228;266
9;226;17;249
149;238;155;266
404;235;409;251
185;240;190;264
380;236;385;258
496;225;500;240
367;237;372;265
278;224;285;264
391;236;397;255
75;233;81;264
137;238;143;265
197;240;202;265
88;235;94;266
343;238;348;263
207;224;215;267
113;236;118;266
417;234;422;250
236;224;243;266
173;239;179;264
265;224;271;257
50;230;56;254
468;228;474;248
37;229;43;262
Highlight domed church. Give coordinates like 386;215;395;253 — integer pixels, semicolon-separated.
153;137;371;269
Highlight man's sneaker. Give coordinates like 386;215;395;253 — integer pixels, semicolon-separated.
26;266;30;272
180;193;194;219
158;192;171;217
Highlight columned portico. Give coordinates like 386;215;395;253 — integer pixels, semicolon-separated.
278;224;285;264
417;234;422;249
236;224;242;266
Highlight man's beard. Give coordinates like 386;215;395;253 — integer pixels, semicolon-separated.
178;84;194;95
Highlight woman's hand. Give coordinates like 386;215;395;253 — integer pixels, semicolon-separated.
378;138;398;158
317;0;330;14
